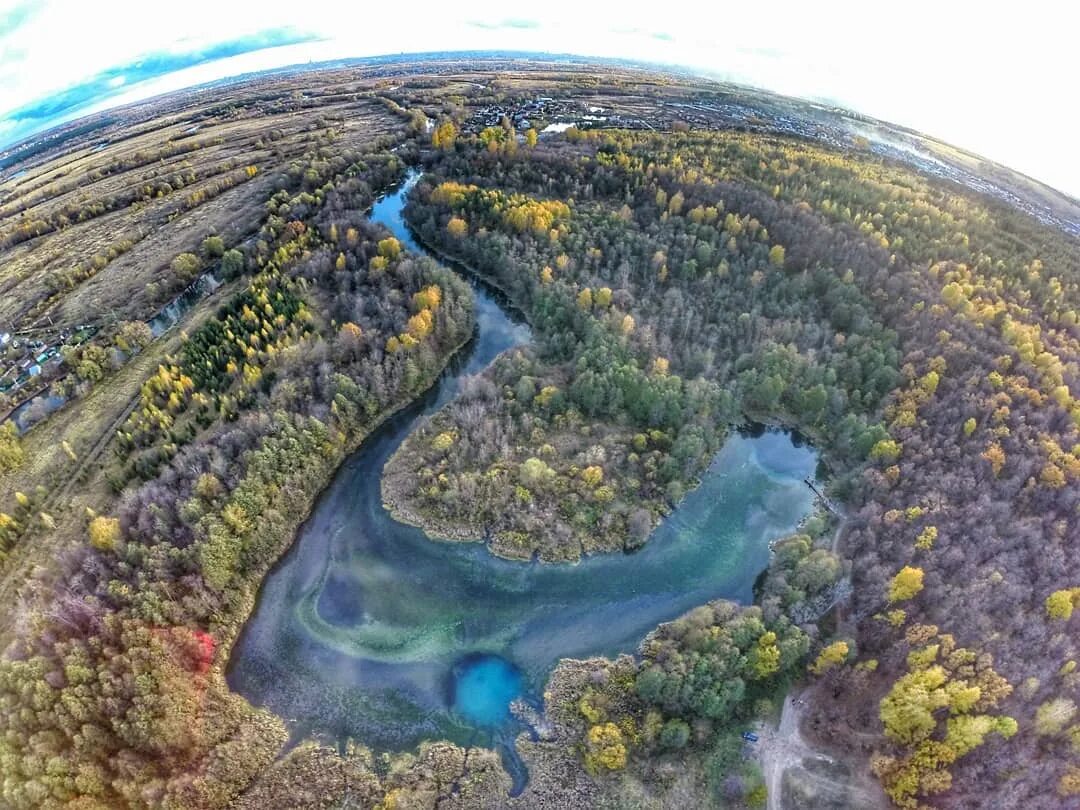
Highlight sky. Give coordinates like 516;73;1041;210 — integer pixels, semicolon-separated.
1;0;1078;199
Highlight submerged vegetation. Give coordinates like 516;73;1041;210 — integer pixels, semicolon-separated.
0;61;1076;809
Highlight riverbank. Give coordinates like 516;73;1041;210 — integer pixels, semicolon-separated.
407;226;536;328
380;183;563;561
215;311;477;666
380;473;488;544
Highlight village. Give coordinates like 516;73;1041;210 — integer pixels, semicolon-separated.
0;323;95;399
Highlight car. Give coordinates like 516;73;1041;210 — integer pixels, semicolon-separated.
741;731;759;743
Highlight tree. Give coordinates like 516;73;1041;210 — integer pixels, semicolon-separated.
407;310;434;339
659;718;690;749
378;237;402;260
115;321;153;353
581;466;604;487
880;665;950;744
576;288;593;311
447;217;468;238
431;121;458;150
413;285;442;311
526;128;538;148
519;457;555;490
88;515;121;551
1061;768;1080;797
811;641;850;675
63;342;111;382
431;432;455;452
1040;463;1066;489
768;244;786;268
221;248;245;279
201;235;225;258
1046;588;1080;620
195;473;222;500
170;252;201;283
888;566;924;602
585;723;627;772
870;438;901;463
915;526;937;551
337;322;363;355
1034;698;1076;736
982;443;1005;475
0;422;25;474
750;631;781;678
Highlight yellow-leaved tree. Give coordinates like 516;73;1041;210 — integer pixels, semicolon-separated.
0;422;25;474
88;515;121;551
888;566;924;602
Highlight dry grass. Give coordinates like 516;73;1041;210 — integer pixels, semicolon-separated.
0;92;400;332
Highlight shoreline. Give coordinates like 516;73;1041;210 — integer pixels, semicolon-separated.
381;404;841;568
384;219;844;567
406;218;536;329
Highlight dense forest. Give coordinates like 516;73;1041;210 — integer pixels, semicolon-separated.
385;123;1080;808
0;141;478;807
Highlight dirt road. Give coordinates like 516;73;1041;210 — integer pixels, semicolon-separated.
759;693;814;810
757;691;885;809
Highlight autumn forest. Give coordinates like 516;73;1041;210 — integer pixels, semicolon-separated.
0;61;1077;810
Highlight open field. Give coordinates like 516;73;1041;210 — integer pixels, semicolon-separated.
0;85;402;334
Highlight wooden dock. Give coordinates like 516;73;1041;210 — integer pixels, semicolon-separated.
805;477;841;516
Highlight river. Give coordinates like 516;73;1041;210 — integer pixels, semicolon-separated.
226;169;818;791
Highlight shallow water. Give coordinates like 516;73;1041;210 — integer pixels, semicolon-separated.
10;393;66;432
227;170;818;789
148;269;223;337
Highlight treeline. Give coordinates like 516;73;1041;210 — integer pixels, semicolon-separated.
0;159;260;249
0;135;231;225
0;144;405;565
526;525;844;807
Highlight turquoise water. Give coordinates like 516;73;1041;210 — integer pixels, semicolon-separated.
227;170;819;791
452;655;525;727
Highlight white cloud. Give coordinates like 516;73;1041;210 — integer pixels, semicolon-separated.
1;0;1078;198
